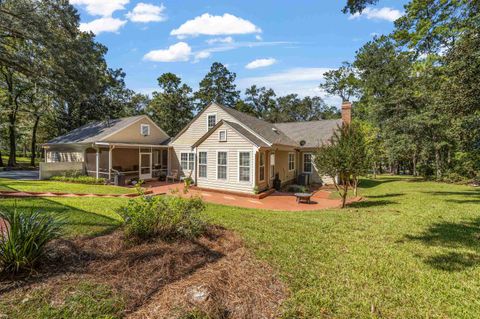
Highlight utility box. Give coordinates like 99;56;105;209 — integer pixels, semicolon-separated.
114;172;126;186
297;173;310;186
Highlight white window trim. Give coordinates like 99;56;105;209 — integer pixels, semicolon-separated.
303;152;313;173
238;151;252;183
288;152;296;171
180;152;195;171
218;129;227;142
140;124;150;136
259;152;265;181
206;113;217;130
198;151;208;179
216;150;228;180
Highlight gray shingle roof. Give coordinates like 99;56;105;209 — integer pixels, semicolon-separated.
223;121;270;147
274;119;342;148
218;104;298;146
45;115;146;144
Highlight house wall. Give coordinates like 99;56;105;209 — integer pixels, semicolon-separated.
196;124;256;194
171;103;243;177
104;117;169;144
299;150;334;185
44;144;87;163
39;162;85;180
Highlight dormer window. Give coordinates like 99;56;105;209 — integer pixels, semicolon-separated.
219;129;227;142
207;114;217;130
140;124;150;136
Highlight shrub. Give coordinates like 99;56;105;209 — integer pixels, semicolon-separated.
287;184;308;193
50;175;105;185
0;208;62;273
118;195;206;242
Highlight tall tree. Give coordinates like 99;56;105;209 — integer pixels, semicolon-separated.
320;62;359;102
147;73;194;137
194;62;240;110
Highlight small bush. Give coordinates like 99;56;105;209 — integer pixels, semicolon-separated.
118;195;206;242
50;175;105;185
0;209;62;273
287;184;308;193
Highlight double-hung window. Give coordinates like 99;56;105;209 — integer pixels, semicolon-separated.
239;152;251;182
303;153;313;173
288;153;295;171
259;152;265;181
198;152;207;178
217;152;227;180
219;129;227;142
207;114;216;130
181;152;195;170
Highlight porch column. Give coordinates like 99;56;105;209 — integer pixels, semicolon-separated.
108;146;112;181
95;148;99;179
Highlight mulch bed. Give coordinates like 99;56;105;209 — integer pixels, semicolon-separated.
0;227;286;318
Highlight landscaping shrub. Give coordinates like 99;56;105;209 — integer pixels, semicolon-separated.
0;208;62;273
50;175;105;185
287;184;308;193
118;195;206;242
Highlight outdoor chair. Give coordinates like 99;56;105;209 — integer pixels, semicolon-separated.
166;169;179;183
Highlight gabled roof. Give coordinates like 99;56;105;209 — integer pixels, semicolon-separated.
45;115;169;145
274;119;342;148
172;102;297;147
192;120;270;148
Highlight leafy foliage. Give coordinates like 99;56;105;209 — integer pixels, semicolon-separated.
49;175;105;185
118;195;207;242
0;208;62;273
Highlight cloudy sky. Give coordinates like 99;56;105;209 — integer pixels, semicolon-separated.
71;0;407;106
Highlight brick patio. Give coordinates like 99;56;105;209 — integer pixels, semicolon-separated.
144;181;360;211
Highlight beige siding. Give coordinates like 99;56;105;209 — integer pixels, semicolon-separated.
273;150;297;186
170;103;248;178
299;150;334;185
196;123;256;194
104;117;169;144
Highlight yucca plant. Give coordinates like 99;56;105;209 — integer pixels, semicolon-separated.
0;208;62;274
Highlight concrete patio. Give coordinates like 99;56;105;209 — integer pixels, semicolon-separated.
144;181;360;211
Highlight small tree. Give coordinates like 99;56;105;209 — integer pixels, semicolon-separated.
315;123;368;208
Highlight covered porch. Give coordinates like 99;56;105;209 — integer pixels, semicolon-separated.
85;142;171;183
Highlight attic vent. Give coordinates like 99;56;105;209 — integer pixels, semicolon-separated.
272;127;278;133
300;140;306;146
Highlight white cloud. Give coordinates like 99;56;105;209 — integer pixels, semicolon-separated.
171;13;261;38
143;42;192;62
79;17;127;34
194;51;211;62
126;3;166;23
206;36;234;45
71;0;129;17
255;35;263;41
349;7;403;22
238;67;341;104
245;58;277;69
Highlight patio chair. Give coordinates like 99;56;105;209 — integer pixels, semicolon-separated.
166;169;179;183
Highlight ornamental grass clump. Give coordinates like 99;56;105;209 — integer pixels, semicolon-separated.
118;195;206;242
0;209;62;274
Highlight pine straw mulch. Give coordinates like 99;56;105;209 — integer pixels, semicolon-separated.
0;226;287;318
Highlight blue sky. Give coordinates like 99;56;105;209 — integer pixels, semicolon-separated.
71;0;407;106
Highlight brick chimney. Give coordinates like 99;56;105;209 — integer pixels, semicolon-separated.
341;101;352;126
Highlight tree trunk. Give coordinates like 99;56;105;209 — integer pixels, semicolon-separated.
30;115;40;167
7;113;16;167
341;182;348;208
412;154;417;176
0;150;3;167
435;147;441;179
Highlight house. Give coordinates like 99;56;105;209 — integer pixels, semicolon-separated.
41;101;352;195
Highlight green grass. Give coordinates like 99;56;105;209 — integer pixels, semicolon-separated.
0;281;124;319
0;178;135;195
1;176;480;318
1;156;38;166
0;197;127;237
203;176;480;318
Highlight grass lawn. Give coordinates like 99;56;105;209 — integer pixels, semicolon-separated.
204;176;480;318
1;156;38;167
0;178;135;195
1;176;480;318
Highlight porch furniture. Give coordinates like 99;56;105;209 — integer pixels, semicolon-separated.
295;192;313;204
166;169;179;183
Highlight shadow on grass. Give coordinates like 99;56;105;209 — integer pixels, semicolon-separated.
422;189;480;205
359;177;405;189
366;193;405;199
347;199;397;208
0;197;122;238
406;218;480;271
